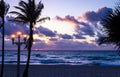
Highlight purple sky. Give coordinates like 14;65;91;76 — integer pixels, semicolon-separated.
0;0;117;50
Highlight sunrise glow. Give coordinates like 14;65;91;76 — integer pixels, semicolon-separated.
0;0;116;50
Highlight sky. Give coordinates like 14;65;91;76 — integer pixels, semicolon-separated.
0;0;118;50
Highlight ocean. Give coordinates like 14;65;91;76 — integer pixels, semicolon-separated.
0;50;120;66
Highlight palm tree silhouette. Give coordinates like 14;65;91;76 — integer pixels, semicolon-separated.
0;0;9;77
9;0;50;77
98;4;120;50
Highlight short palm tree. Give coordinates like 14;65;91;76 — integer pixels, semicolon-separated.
9;0;50;77
98;4;120;50
0;0;9;77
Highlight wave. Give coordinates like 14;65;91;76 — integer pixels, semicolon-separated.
0;50;120;66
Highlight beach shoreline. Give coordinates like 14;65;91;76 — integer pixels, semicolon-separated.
0;64;120;77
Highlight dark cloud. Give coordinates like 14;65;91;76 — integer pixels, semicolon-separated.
81;25;95;36
55;40;82;49
32;38;115;50
0;16;56;37
5;22;29;35
56;7;112;25
54;40;101;50
54;7;113;46
0;16;29;35
60;34;73;39
36;26;56;37
81;7;113;22
64;7;112;38
55;15;95;37
0;38;17;50
49;38;58;41
0;7;114;50
74;22;95;37
73;34;85;39
32;40;48;49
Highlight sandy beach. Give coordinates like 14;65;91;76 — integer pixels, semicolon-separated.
0;65;120;77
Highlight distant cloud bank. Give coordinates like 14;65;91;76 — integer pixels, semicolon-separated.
0;7;115;50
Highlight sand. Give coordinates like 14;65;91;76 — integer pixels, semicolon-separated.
0;65;120;77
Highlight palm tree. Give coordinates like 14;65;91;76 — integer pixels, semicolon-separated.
9;0;50;77
0;0;9;77
98;4;120;50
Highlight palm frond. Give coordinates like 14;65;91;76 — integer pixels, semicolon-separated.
16;16;29;22
9;11;22;16
98;37;110;45
19;0;28;9
99;4;120;50
9;11;27;19
14;6;26;14
36;1;44;10
37;17;50;23
9;18;27;24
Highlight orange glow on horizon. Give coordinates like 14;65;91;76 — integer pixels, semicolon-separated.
33;34;50;44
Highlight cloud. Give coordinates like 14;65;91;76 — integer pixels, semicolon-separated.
55;15;95;38
5;22;29;35
3;16;57;37
54;7;113;46
60;34;73;39
0;7;114;50
73;34;85;39
55;16;95;41
55;15;80;29
0;16;29;35
56;7;112;25
79;7;113;22
32;40;49;49
49;38;58;41
56;15;80;26
76;22;95;36
36;26;56;37
54;39;100;50
80;24;95;36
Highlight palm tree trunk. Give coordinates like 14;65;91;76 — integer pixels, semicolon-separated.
0;16;5;77
22;49;31;77
23;22;33;77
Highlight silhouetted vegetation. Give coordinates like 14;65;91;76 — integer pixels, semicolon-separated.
9;0;50;77
0;0;9;77
98;3;120;50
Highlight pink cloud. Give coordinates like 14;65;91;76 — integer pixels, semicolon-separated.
0;7;115;50
55;15;80;26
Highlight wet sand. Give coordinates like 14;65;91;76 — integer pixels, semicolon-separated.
1;65;120;77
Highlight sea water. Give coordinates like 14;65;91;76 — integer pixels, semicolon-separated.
0;50;120;66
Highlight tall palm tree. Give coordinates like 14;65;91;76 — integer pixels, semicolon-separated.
9;0;50;77
98;4;120;50
0;0;9;77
